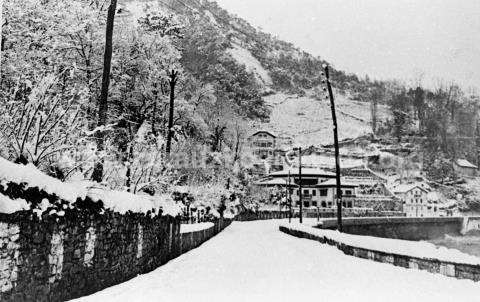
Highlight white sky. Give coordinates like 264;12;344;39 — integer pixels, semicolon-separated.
215;0;480;90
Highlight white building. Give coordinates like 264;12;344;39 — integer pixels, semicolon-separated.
256;168;358;209
393;184;437;217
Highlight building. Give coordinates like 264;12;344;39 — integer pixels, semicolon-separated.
393;184;434;217
454;159;478;177
248;130;277;160
256;168;358;209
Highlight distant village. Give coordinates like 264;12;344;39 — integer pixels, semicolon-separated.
248;129;478;218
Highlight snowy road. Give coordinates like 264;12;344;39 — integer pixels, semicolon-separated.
74;220;480;302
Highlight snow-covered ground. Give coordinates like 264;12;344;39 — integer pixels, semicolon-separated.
283;222;480;265
74;220;480;302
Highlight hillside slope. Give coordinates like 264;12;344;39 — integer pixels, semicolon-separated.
251;92;388;146
121;0;390;147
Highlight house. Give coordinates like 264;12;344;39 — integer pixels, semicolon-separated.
248;130;276;160
393;184;435;217
256;168;358;208
454;159;478;177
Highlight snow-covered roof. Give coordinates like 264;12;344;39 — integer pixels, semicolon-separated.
269;167;336;178
392;184;427;194
301;155;364;169
316;179;358;188
0;157;181;217
255;178;296;186
455;159;478;169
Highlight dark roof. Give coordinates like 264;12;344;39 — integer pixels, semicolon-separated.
251;130;276;138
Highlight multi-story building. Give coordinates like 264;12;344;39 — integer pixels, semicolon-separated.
249;130;277;160
256;168;358;208
393;184;434;217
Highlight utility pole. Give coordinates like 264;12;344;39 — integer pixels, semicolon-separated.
288;171;292;223
323;64;343;232
298;147;303;224
166;69;178;155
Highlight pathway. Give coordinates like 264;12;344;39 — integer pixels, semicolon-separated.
74;220;480;302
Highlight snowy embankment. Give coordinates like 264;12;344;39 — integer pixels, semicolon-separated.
281;222;480;265
0;157;181;217
74;220;480;302
180;222;215;233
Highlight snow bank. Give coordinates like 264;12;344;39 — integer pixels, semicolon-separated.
180;222;214;233
281;222;480;265
0;157;181;217
0;157;88;202
88;187;181;217
0;193;29;214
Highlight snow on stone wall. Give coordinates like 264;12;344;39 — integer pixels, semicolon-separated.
0;157;182;218
0;211;231;302
280;223;480;282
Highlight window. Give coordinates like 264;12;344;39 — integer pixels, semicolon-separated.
312;190;317;196
296;190;300;196
296;201;301;206
303;189;309;195
320;189;328;196
345;190;352;196
312;201;318;207
321;201;327;208
304;201;310;207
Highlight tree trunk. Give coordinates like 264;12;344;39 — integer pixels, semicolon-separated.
91;0;117;182
166;70;178;155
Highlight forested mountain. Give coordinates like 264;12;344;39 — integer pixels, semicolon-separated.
2;0;480;203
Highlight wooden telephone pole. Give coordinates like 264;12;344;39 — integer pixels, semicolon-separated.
324;65;343;232
166;69;178;155
298;147;303;224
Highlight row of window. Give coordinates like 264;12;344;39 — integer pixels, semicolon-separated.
407;198;423;204
253;150;273;156
295;201;354;208
292;189;353;196
252;141;274;148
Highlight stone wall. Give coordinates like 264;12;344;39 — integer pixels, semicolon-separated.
280;225;480;282
319;217;463;240
303;209;404;219
0;211;231;302
234;210;290;221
